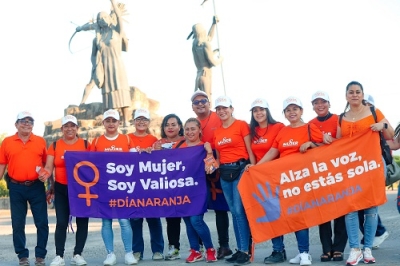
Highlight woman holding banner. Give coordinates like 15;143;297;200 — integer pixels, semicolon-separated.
128;108;164;261
173;118;218;263
246;98;285;264
337;81;394;265
44;115;90;266
153;114;185;260
308;91;348;262
213;95;255;265
89;109;137;266
255;96;324;266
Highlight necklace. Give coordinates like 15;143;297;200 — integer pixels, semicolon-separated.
256;124;268;139
349;106;364;121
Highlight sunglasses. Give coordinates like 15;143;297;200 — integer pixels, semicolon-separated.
18;120;34;125
192;99;208;105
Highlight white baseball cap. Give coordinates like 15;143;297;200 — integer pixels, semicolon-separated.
364;93;375;106
134;108;150;119
250;98;269;111
103;109;120;120
16;111;34;121
61;115;78;126
214;95;232;108
283;96;303;110
191;89;209;102
311;91;330;102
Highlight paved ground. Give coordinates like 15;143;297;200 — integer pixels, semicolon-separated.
0;191;399;266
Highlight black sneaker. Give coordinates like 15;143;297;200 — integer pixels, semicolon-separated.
264;251;285;264
234;252;251;265
226;250;241;263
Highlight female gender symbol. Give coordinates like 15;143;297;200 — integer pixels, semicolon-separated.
73;161;100;206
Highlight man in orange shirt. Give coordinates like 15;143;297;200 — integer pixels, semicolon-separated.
191;90;233;260
0;111;48;266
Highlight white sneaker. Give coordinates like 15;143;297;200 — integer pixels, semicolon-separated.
362;248;375;264
289;252;312;265
152;252;164;260
125;252;138;265
133;252;142;261
372;231;389;248
71;254;87;266
299;252;312;265
166;245;180;260
346;248;363;266
103;253;117;266
50;256;65;266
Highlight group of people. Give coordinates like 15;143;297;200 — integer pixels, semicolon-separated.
0;81;397;266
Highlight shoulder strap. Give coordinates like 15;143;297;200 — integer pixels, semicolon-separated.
307;124;311;141
339;113;345;126
93;137;99;150
84;139;88;149
126;134;131;145
52;141;57;150
174;139;186;149
370;106;377;123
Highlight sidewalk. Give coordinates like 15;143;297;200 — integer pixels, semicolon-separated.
0;192;399;265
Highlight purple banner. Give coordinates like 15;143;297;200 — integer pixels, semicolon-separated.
64;146;207;219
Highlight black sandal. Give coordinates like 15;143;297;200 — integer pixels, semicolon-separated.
332;251;343;261
320;252;332;262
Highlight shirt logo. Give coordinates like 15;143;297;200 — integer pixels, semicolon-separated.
218;137;232;146
104;145;123;152
254;138;267;144
282;139;299;147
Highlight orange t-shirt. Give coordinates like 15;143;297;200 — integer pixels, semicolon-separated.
273;123;323;158
90;134;133;152
340;108;385;138
173;141;204;149
47;138;91;185
251;122;285;162
198;111;221;149
214;120;250;164
128;133;158;151
309;114;338;138
0;133;47;181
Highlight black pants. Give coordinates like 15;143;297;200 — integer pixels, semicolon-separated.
318;215;347;254
166;217;181;250
215;210;230;248
54;182;89;257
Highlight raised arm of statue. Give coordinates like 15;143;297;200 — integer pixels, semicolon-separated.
110;0;125;34
207;16;219;42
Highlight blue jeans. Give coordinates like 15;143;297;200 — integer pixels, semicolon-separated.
220;168;250;252
9;180;49;259
183;215;214;250
102;219;132;253
345;207;378;249
271;229;309;253
130;218;164;256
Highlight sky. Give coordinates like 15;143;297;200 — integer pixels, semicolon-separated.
1;0;400;140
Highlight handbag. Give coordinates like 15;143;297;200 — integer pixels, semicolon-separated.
219;160;248;182
386;159;400;186
370;107;393;165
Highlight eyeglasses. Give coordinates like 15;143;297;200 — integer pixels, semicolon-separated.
18;120;34;125
192;99;208;105
135;118;149;123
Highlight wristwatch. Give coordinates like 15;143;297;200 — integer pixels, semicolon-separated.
384;123;388;129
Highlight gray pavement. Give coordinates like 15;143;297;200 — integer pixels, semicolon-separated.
0;191;399;266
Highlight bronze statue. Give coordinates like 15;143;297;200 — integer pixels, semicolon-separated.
76;0;131;127
189;16;223;102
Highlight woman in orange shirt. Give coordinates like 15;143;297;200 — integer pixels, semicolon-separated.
213;95;255;265
153;114;185;260
256;97;324;266
128;108;164;261
90;109;137;266
246;98;285;264
337;81;394;266
173;118;218;263
45;115;90;266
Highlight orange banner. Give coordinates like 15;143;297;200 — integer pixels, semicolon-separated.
238;129;386;243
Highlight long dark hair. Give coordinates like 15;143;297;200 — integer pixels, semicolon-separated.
343;81;366;113
250;108;279;139
160;114;184;138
